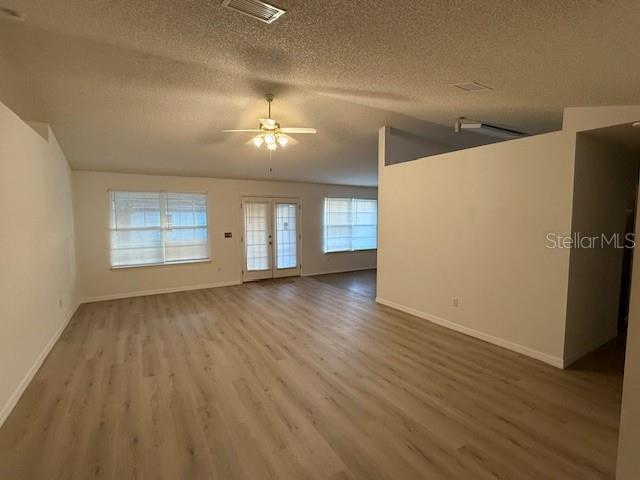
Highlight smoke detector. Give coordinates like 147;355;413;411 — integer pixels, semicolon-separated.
222;0;286;24
451;82;492;92
0;7;24;22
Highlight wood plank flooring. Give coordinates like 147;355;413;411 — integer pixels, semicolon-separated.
0;275;624;479
311;269;377;299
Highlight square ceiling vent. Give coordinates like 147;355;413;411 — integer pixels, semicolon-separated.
222;0;286;24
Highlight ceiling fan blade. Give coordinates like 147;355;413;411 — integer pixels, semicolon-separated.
222;129;261;133
279;134;299;145
259;118;277;128
279;127;317;134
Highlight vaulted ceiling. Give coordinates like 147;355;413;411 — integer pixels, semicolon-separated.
1;0;639;186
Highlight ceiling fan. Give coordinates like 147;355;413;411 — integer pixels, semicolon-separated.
223;94;316;151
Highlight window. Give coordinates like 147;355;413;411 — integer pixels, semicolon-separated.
324;197;377;252
109;191;209;267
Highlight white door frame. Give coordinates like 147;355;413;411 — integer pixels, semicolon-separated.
240;196;302;282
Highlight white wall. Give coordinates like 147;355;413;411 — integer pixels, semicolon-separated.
0;102;78;425
377;105;640;477
384;126;502;166
377;105;640;370
376;128;574;366
73;171;377;301
0;46;39;121
617;223;640;479
564;134;638;365
616;256;640;480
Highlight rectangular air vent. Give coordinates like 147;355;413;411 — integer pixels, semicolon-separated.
222;0;286;24
451;82;492;92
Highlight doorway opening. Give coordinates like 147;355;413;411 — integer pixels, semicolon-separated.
618;198;637;337
241;196;301;282
564;123;640;371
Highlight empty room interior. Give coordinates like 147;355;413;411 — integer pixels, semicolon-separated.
2;1;640;479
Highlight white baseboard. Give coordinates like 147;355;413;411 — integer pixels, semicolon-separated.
84;270;377;303
82;280;243;303
302;266;376;277
0;280;242;427
375;297;564;369
0;300;80;428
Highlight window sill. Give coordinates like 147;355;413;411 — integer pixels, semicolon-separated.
323;248;377;254
111;258;212;270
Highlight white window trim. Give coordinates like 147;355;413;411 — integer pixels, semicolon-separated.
110;258;211;270
108;190;211;268
323;197;378;253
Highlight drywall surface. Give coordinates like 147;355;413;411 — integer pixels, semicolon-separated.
617;185;640;480
564;134;639;365
563;105;640;134
383;126;500;166
377;127;574;365
0;102;78;425
73;171;377;301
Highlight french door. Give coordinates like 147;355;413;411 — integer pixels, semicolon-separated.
241;197;301;281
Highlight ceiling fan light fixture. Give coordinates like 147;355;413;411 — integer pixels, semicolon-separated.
222;94;316;153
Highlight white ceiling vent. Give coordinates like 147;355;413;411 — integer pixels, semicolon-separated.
222;0;286;24
451;82;492;92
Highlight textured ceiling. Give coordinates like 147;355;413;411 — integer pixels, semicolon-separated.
1;0;639;186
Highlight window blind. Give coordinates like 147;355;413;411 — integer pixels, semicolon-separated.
324;197;377;252
110;191;209;267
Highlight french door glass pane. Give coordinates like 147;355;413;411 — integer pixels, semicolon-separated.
276;203;297;269
245;202;269;271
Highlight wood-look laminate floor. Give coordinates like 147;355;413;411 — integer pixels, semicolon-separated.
0;275;624;479
311;269;377;299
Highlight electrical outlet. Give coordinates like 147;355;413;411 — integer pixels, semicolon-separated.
452;297;459;307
